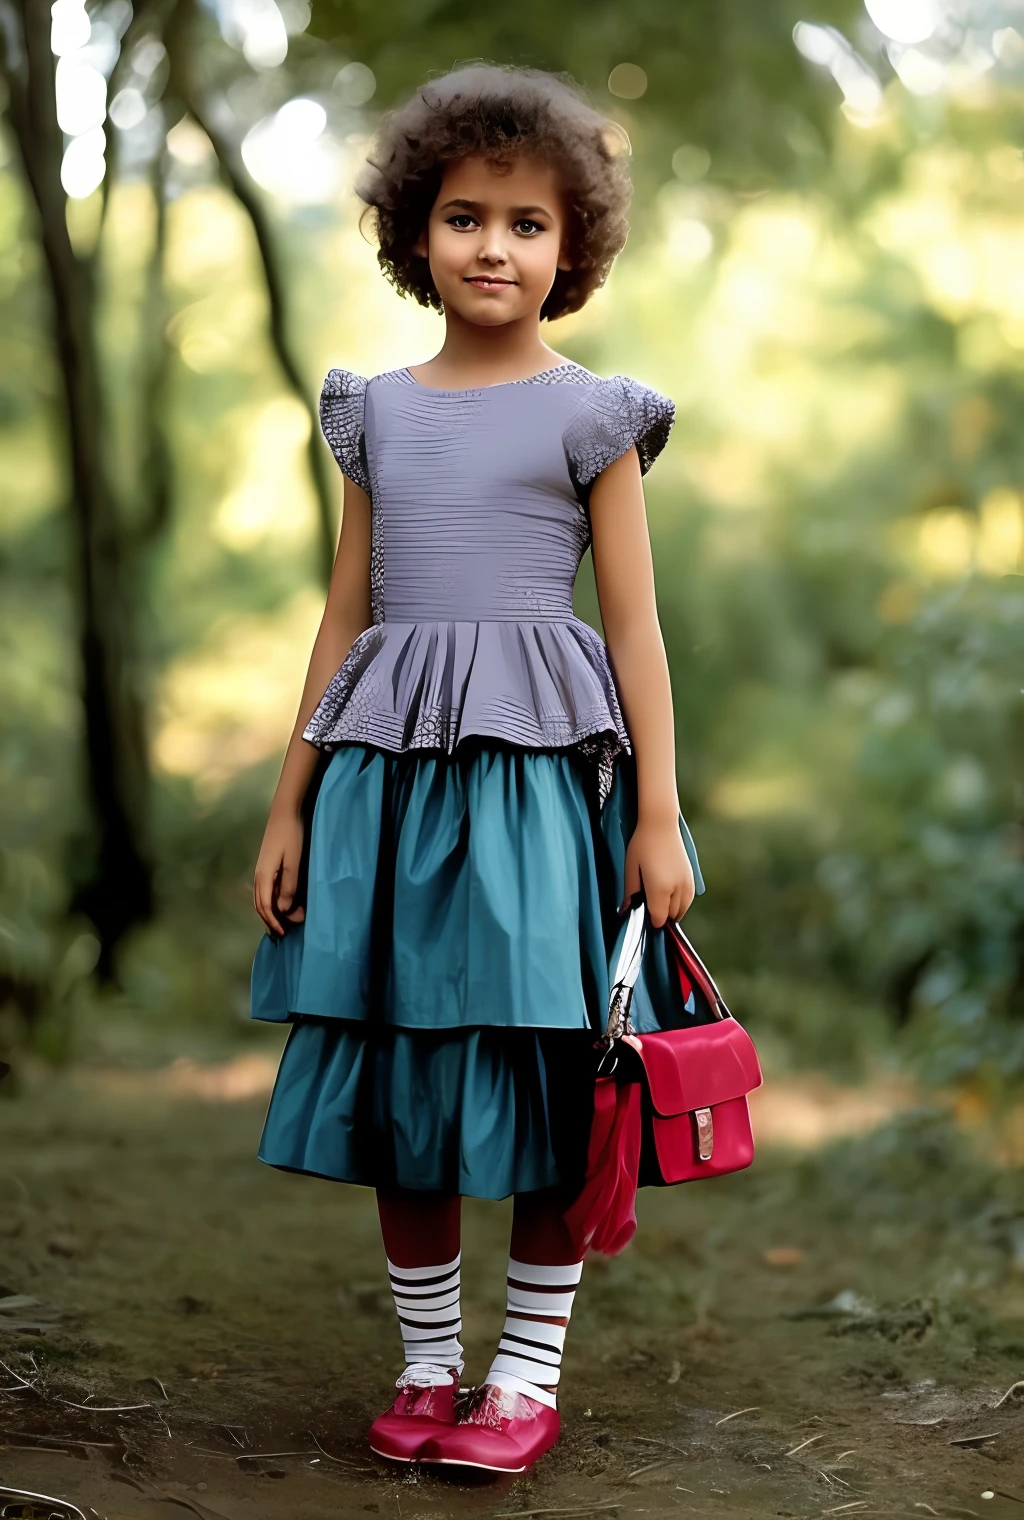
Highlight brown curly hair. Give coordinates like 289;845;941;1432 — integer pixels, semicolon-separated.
354;63;633;323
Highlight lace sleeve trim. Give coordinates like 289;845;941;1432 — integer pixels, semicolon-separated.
562;374;676;496
319;367;371;497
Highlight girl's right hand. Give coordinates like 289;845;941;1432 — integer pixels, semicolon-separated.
253;809;307;938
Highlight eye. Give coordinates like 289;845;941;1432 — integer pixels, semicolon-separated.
446;214;478;230
513;218;544;236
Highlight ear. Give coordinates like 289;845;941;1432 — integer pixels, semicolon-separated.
556;243;573;273
412;227;429;259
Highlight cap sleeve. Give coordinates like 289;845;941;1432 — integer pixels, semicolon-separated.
319;367;371;496
563;374;676;498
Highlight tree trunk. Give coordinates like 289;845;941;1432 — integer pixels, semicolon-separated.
1;0;154;978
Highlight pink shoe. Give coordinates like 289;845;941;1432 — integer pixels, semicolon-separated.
419;1382;560;1473
368;1367;461;1463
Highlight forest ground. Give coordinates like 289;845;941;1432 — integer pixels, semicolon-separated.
1;1053;1023;1520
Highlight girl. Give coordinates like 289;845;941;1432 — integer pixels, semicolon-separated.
250;62;705;1475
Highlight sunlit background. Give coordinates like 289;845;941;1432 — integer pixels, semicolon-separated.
1;0;1022;1092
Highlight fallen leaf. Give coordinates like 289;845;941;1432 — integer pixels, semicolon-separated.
764;1247;805;1268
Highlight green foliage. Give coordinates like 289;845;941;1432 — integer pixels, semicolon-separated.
0;5;1022;1085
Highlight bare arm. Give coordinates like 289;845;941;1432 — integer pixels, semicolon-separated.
589;446;695;928
253;473;372;935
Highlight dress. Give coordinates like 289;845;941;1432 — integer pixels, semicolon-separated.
250;360;706;1200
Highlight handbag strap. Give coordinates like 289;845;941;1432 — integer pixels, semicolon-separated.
603;901;647;1042
602;902;730;1043
666;919;732;1020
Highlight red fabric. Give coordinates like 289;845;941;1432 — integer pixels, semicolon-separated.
563;1077;642;1258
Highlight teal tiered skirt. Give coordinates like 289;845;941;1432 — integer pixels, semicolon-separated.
251;738;704;1199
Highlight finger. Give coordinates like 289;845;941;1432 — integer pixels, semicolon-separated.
256;871;285;936
255;882;280;936
278;861;298;912
619;865;641;913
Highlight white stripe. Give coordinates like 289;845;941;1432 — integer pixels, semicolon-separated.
390;1274;461;1301
497;1340;561;1367
386;1253;461;1281
501;1317;567;1351
482;1255;583;1409
508;1259;583;1287
506;1285;577;1316
490;1351;563;1384
393;1298;462;1321
391;1270;460;1290
386;1254;464;1378
401;1320;463;1341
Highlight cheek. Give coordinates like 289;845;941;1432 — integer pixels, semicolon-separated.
519;238;562;277
425;223;458;266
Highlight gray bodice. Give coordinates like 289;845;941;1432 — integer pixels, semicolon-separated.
303;361;675;805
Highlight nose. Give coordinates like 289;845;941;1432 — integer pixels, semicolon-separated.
477;219;508;265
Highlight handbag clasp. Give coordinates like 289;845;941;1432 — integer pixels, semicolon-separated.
694;1107;714;1161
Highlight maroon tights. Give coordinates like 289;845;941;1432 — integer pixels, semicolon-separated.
376;1186;584;1270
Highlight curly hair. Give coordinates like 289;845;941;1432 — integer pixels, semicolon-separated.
354;63;633;323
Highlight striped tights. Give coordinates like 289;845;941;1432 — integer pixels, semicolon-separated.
376;1188;584;1404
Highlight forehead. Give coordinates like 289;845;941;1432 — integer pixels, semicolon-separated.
435;153;563;208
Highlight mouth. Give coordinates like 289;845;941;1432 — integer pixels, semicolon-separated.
464;276;516;288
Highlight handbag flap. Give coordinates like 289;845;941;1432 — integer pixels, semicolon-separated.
635;1018;762;1117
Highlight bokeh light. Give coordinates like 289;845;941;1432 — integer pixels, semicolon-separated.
607;63;648;99
794;22;884;122
50;0;90;56
334;61;377;107
672;144;711;181
55;51;107;135
864;0;937;44
216;0;289;69
59;125;106;199
240;97;340;204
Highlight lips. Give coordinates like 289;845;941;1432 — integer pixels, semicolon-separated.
465;276;515;286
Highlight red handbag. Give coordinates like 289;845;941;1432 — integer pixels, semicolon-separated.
565;902;763;1257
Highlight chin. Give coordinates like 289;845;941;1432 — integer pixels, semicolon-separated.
445;299;523;327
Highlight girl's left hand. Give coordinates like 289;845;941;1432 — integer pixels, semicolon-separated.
620;817;696;928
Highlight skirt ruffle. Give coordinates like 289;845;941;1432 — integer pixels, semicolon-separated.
257;1024;597;1197
252;738;706;1197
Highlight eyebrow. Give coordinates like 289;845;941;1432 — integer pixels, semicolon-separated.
437;198;554;218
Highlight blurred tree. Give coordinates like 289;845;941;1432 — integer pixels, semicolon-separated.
0;0;153;977
307;0;866;198
0;0;342;983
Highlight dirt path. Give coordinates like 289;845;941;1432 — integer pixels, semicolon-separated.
1;1062;1023;1519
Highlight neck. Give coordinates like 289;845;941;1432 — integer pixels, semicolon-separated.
426;310;561;383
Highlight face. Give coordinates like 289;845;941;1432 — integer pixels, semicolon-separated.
412;153;573;326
